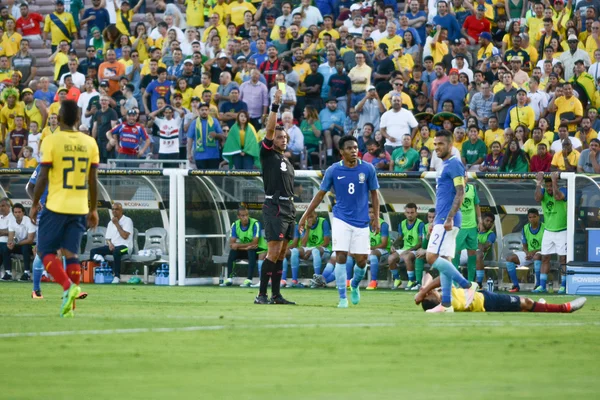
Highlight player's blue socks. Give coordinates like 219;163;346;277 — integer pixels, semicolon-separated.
334;263;347;299
540;273;548;290
506;262;519;288
346;255;354;279
351;265;366;288
391;269;400;280
32;255;43;292
407;270;415;282
561;275;567;287
476;270;485;286
368;255;378;282
432;257;470;288
290;248;300;281
322;262;335;283
281;258;287;281
258;259;264;278
534;260;541;287
311;248;322;275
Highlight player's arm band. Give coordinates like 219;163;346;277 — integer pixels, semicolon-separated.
270;104;280;113
453;176;465;187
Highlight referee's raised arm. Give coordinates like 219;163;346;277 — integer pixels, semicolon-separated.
265;90;282;141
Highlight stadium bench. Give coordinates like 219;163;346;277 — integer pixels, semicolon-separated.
79;227;108;261
130;228;169;283
105;228;140;265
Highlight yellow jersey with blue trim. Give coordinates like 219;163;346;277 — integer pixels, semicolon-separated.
40;129;99;215
451;287;485;312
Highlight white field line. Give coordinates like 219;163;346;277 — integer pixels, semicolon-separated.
0;321;599;339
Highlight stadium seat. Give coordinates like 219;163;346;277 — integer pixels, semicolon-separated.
497;232;526;290
130;228;169;283
79;227;107;261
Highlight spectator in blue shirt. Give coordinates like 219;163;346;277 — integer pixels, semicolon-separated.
81;0;111;37
143;67;173;112
405;0;428;43
319;97;346;158
433;1;462;42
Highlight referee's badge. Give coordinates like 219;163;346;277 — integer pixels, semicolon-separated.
358;173;365;183
280;161;287;171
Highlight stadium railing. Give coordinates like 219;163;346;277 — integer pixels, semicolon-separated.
0;168;593;287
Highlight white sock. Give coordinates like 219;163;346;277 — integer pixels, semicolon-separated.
327;149;332;156
24;270;30;274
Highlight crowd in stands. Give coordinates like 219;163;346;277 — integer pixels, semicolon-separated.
0;0;600;172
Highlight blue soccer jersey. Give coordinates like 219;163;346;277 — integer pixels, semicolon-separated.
434;155;465;227
320;160;380;228
28;164;48;210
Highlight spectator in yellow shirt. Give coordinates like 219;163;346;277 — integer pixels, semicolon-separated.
0;142;8;168
229;0;256;27
507;89;536;130
523;127;551;158
17;146;38;169
551;138;579;171
185;0;205;29
430;26;449;64
378;23;403;50
0;87;26;143
549;82;583;132
42;0;77;52
2;19;21;58
113;0;144;36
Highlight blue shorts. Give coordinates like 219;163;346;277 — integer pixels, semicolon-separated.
482;291;521;312
38;209;86;257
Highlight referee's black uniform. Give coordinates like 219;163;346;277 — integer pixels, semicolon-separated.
258;131;296;301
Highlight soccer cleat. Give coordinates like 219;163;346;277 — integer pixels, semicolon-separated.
60;284;81;317
269;294;296;304
405;281;417;291
463;282;479;309
366;280;377;290
567;297;587;313
346;279;351;289
337;298;349;308
219;278;233;287
537;298;547;304
312;274;326;287
31;290;43;299
291;281;305;288
250;282;261;288
350;286;360;305
62;310;75;318
280;280;287;288
557;286;566;295
508;286;520;293
254;294;269;304
426;304;454;313
240;279;252;287
77;292;88;300
532;286;547;293
391;279;402;290
111;276;120;284
19;273;31;281
410;283;421;291
1;272;12;281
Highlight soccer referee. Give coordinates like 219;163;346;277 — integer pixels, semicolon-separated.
255;90;295;305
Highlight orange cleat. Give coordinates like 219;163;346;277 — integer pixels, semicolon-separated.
366;280;377;290
346;279;351;289
31;290;43;299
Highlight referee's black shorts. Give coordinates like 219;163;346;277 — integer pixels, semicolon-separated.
263;199;296;242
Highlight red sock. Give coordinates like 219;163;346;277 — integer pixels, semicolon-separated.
66;259;81;285
532;302;568;313
43;254;71;291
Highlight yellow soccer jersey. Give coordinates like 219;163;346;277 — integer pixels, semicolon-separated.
41;130;99;215
43;12;77;46
451;287;485;312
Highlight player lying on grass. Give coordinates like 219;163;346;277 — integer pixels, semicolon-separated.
414;273;587;313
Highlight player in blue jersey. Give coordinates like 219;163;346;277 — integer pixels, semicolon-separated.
425;130;478;313
299;135;380;308
25;165;46;299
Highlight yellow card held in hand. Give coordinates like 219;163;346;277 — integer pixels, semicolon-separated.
278;82;286;94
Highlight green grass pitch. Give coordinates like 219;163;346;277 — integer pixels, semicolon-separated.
1;283;599;399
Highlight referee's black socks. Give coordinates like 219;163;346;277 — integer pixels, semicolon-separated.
259;258;275;296
271;260;283;296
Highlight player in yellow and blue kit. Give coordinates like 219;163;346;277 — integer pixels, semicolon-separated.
30;100;100;318
415;273;586;313
299;135;380;308
425;130;478;313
